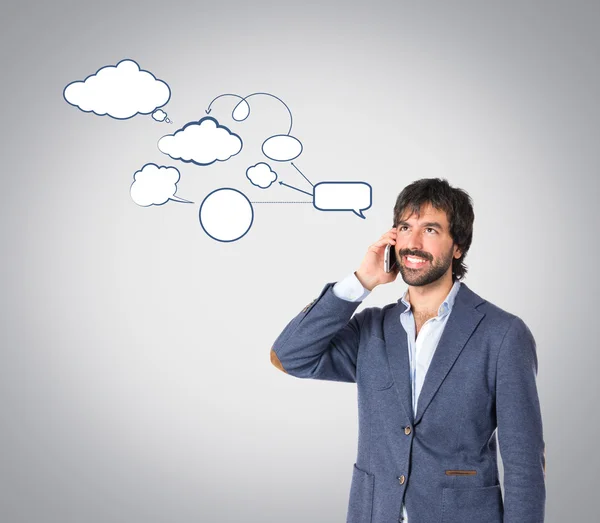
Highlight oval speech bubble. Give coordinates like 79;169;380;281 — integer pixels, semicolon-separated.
313;181;372;219
261;134;303;162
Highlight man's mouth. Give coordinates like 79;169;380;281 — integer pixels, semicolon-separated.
404;255;429;268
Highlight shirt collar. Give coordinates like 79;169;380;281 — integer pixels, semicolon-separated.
400;279;462;317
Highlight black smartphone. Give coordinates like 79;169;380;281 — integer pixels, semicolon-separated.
384;243;398;273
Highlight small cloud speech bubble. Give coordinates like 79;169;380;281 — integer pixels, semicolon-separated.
313;181;372;219
152;109;171;123
246;162;277;189
152;109;167;121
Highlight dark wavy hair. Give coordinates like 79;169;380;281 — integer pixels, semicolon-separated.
392;178;474;282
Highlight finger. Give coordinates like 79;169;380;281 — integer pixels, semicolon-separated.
369;240;395;254
378;231;397;243
372;238;393;249
373;236;396;246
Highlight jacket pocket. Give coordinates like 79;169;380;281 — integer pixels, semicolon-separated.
347;463;374;523
441;484;503;523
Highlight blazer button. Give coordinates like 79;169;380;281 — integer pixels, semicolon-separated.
404;426;412;435
398;475;406;485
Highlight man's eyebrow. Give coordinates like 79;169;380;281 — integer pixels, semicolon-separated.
398;220;444;230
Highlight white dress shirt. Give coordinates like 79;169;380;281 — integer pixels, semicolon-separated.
333;273;462;523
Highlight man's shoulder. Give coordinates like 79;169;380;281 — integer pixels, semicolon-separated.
463;284;521;323
460;283;534;341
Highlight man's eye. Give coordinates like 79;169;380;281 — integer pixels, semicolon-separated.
426;228;437;233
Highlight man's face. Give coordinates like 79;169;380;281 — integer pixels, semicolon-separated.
394;203;461;287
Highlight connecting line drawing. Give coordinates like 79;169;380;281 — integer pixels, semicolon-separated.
278;181;313;196
206;92;303;162
251;162;372;219
206;92;293;135
290;162;314;187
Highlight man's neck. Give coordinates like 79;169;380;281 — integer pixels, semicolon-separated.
406;276;455;316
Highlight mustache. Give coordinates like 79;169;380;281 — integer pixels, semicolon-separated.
399;250;431;261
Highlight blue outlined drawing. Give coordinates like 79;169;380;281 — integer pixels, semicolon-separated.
262;134;303;162
63;69;373;228
246;163;277;189
206;92;303;162
63;59;171;120
313;181;372;219
267;163;372;218
206;92;293;133
157;116;242;166
130;164;193;207
231;99;250;121
278;180;313;196
199;188;254;242
290;162;313;187
152;109;172;123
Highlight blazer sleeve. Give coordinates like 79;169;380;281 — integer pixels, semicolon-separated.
495;316;546;523
270;281;368;382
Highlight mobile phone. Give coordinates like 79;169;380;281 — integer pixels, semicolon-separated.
384;243;398;273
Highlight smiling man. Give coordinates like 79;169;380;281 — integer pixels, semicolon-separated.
270;178;546;523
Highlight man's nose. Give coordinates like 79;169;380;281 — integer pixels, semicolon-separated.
406;230;423;251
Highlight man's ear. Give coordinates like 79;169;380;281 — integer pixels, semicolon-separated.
454;246;462;259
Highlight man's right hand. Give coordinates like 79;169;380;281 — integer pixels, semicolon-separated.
355;228;400;291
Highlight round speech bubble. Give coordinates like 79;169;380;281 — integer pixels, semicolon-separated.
199;188;254;242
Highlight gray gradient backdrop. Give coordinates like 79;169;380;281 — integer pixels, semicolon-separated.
1;1;599;521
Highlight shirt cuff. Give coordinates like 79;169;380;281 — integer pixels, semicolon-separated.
333;272;371;302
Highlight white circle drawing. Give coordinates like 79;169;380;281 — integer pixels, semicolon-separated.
199;188;254;242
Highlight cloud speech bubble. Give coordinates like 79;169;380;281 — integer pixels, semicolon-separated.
63;59;170;120
313;181;372;219
152;109;171;123
246;162;277;188
158;117;242;166
130;163;192;206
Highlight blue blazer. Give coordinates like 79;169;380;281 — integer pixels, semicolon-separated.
271;281;546;523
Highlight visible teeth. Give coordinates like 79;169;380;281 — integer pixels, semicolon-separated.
407;256;426;263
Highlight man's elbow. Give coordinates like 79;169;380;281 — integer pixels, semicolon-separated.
270;348;288;374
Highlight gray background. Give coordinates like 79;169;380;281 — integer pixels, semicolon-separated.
1;0;598;521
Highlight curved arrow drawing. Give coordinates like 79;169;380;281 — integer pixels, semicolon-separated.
206;92;294;135
205;93;244;115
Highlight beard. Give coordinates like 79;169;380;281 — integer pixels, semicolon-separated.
398;245;454;286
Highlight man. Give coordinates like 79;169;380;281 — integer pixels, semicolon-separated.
270;178;546;523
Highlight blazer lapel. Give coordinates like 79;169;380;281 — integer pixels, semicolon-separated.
414;283;486;425
383;300;413;424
